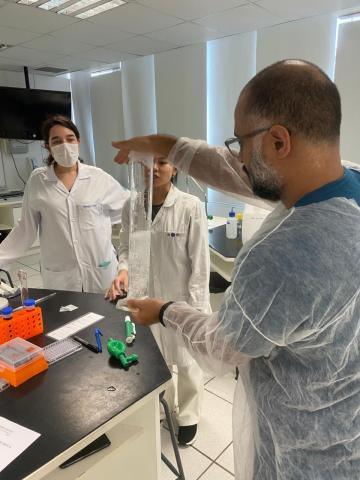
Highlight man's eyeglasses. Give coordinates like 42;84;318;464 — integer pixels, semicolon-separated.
225;127;271;157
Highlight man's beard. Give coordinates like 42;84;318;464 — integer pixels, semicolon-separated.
244;146;282;201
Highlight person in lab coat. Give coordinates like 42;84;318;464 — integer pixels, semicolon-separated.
106;156;210;445
111;60;360;479
0;115;128;293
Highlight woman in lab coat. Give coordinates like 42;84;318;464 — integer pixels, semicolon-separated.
107;156;211;445
0;115;128;293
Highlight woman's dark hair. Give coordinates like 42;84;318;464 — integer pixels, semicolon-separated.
42;115;80;166
171;171;178;184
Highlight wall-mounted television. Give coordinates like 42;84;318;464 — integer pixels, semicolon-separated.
0;87;72;140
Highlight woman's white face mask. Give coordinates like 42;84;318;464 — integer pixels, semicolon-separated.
51;142;79;167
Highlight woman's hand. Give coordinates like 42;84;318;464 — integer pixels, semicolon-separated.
105;270;128;301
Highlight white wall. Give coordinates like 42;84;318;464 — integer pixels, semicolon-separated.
0;139;45;191
155;44;207;195
70;71;95;166
121;56;157;138
0;70;70;91
0;70;71;191
155;44;207;139
256;13;338;77
206;32;257;217
335;20;360;164
207;32;257;145
0;70;27;88
90;70;128;186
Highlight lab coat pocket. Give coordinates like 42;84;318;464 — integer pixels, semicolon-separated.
163;229;187;245
78;204;104;230
84;262;117;294
42;266;81;292
162;229;187;261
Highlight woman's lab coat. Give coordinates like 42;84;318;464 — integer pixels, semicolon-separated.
0;162;128;293
118;184;211;366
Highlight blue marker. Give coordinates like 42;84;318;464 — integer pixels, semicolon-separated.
94;328;103;353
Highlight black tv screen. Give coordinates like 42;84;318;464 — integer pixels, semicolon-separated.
0;87;72;140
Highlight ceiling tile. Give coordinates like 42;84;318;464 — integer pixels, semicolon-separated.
257;0;360;21
0;56;25;64
105;35;177;55
88;2;182;34
147;22;224;46
0;46;66;64
0;3;79;34
1;0;355;69
79;47;139;63
0;26;42;45
22;34;92;55
195;3;282;35
0;56;30;68
0;64;24;72
137;0;248;21
50;21;135;47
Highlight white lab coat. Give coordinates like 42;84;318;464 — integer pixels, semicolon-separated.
118;184;211;366
0;162;128;293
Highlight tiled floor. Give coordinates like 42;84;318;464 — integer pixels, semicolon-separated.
2;254;235;479
161;370;236;480
4;254;43;289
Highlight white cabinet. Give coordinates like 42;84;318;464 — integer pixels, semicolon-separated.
30;388;167;480
0;198;22;229
12;206;22;226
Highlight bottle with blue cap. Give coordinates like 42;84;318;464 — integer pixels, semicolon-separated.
1;306;13;320
226;207;237;239
24;298;36;311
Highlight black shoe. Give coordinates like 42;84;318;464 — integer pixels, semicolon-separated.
178;424;197;446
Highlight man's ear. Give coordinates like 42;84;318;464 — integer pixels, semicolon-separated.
268;125;291;158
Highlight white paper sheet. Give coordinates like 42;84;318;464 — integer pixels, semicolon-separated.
0;416;40;472
46;312;104;340
59;304;78;312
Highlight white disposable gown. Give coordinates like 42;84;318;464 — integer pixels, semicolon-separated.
0;162;128;293
161;138;360;480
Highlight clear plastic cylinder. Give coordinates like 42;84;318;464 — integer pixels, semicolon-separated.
17;269;28;304
117;152;153;309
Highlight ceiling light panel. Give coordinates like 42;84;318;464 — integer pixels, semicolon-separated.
75;0;125;18
38;0;71;10
17;0;39;5
16;0;126;17
59;0;106;15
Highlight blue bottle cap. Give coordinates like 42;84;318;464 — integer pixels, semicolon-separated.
229;207;236;217
1;306;13;316
24;298;36;307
